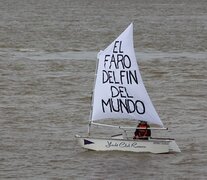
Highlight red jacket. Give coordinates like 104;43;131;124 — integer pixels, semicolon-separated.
134;123;151;139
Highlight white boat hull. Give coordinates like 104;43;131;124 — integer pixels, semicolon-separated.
75;135;181;154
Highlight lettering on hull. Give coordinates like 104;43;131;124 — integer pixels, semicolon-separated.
105;141;146;149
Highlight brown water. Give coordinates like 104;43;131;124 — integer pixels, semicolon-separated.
0;0;207;179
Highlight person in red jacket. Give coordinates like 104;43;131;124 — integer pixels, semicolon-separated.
133;121;151;140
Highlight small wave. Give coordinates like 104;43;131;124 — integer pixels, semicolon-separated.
1;48;207;61
18;48;37;52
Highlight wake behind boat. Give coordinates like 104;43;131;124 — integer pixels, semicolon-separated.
76;23;181;154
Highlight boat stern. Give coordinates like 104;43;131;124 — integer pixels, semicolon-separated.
169;140;181;153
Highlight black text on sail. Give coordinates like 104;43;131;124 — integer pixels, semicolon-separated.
101;40;145;115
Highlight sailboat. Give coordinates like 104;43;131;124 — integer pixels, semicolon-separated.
75;23;181;154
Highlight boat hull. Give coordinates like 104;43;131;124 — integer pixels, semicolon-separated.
75;135;181;154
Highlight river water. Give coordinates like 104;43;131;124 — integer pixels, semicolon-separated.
0;0;207;179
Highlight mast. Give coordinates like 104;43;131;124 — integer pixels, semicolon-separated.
88;52;101;136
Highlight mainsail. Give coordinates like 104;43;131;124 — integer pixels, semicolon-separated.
91;23;163;127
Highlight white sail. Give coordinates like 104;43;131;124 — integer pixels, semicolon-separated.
91;23;163;127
